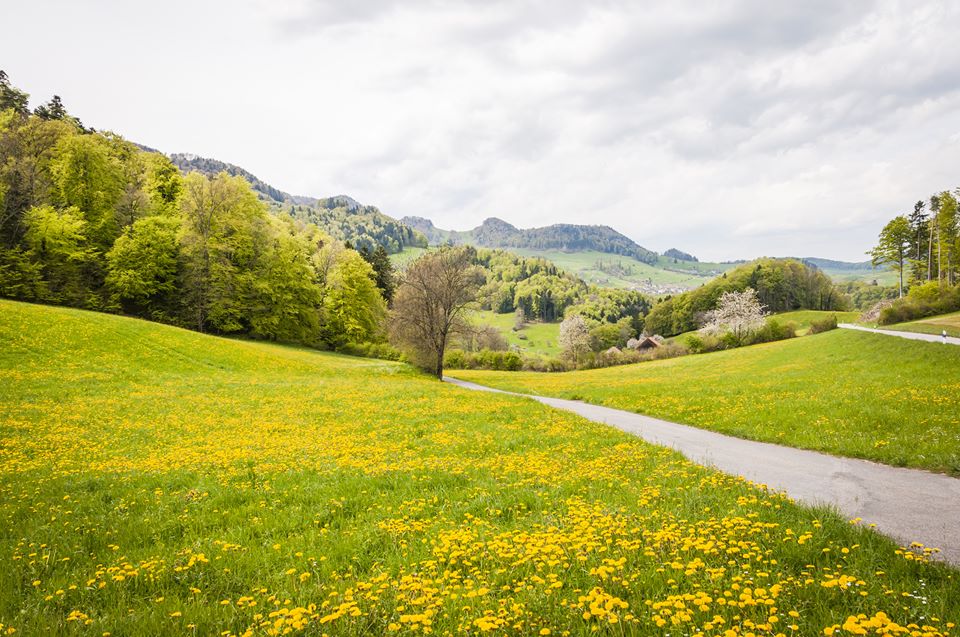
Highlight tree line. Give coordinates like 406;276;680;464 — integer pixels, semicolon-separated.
870;190;960;323
0;71;386;348
644;258;845;337
871;191;959;296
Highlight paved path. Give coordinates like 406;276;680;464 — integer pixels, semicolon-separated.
839;323;960;345
445;376;960;566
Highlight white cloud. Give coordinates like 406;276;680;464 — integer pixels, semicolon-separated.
3;0;960;260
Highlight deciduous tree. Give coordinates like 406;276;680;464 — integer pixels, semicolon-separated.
559;314;591;364
870;215;913;297
390;247;481;379
701;288;766;338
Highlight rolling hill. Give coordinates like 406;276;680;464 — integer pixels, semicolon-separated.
452;327;960;474
3;299;958;634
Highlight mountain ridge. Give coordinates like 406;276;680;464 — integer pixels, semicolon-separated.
165;152;881;272
400;216;660;264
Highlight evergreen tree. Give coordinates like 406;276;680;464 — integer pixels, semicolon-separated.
34;95;68;121
0;70;29;116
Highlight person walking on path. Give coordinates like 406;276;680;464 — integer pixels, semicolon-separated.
945;329;949;343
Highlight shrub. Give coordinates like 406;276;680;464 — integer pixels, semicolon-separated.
444;349;523;371
878;284;960;325
808;314;839;334
338;341;403;361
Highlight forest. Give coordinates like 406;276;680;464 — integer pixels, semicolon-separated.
869;193;960;323
0;72;387;348
171;154;427;254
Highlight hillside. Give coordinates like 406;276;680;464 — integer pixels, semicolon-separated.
169;153;426;254
3;299;959;634
169;153;318;205
453;328;960;474
800;257;893;284
401;216;659;263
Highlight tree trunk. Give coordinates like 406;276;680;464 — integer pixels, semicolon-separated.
899;260;903;298
435;332;447;380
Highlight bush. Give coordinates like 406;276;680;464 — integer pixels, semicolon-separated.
808;314;839;334
878;284;960;325
444;349;523;371
338;341;403;361
741;318;797;345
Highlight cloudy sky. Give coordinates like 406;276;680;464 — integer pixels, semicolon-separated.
4;1;960;261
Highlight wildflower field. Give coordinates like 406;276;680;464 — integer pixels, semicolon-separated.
453;330;960;474
1;300;958;636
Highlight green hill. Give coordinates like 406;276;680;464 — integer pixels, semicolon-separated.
3;299;958;634
169;153;427;254
452;328;960;474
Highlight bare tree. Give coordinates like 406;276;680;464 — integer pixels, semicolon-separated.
701;288;766;338
390;247;483;379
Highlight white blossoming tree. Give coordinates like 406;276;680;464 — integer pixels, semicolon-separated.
701;288;767;338
559;314;592;364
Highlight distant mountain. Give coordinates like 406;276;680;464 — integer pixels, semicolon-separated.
168;153;425;254
663;248;698;262
400;216;658;264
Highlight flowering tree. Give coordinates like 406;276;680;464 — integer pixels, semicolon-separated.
559;314;592;364
701;288;766;338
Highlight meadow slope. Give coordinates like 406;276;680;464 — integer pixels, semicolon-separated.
452;330;960;474
1;301;959;636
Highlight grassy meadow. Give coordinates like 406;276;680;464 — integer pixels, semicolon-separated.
389;246;429;268
887;310;960;338
770;310;862;335
472;310;561;357
1;300;959;635
453;329;960;475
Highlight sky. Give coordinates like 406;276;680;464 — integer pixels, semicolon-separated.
3;1;960;261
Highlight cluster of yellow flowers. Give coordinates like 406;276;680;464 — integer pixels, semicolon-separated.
1;303;958;635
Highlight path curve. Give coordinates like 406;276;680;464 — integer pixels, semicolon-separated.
839;322;960;345
445;376;960;566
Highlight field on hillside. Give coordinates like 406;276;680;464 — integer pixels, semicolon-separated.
472;310;560;357
2;301;959;635
453;329;960;474
887;310;960;338
817;265;898;286
770;310;862;335
389;246;428;268
511;249;732;293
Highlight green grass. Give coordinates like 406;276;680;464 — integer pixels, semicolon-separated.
511;249;731;293
389;246;428;267
2;300;959;635
471;309;561;357
452;329;960;475
887;310;960;338
771;310;862;335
